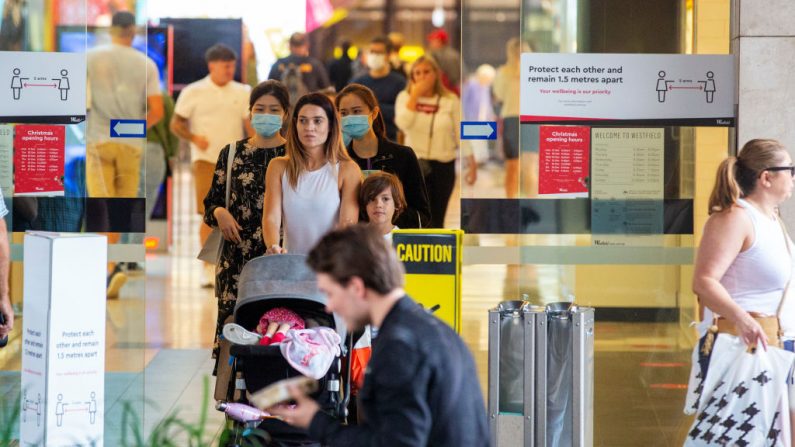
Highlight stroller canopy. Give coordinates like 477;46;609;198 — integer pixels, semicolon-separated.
235;254;346;340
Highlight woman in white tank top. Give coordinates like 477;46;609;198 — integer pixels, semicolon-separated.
694;139;794;347
262;93;362;255
692;139;795;442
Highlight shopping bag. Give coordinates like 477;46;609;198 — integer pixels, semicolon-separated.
684;335;795;446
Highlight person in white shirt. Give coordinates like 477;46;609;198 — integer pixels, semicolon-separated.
0;186;11;340
171;43;254;287
262;93;361;256
395;55;476;228
86;11;164;298
692;139;795;442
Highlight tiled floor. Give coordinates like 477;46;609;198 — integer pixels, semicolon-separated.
0;160;696;445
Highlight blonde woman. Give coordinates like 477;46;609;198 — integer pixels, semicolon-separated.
692;139;795;441
263;93;361;255
395;55;475;228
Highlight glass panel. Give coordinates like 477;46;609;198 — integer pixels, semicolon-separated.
462;0;729;444
1;0;151;442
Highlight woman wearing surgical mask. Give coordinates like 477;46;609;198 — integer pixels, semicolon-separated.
202;80;289;374
336;83;430;228
396;56;476;228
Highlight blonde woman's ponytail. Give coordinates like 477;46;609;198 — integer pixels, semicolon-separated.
707;157;741;214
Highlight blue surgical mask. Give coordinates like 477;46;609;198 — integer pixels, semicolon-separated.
341;115;371;143
251;113;282;137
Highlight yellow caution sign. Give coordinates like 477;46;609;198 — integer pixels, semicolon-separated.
392;229;463;332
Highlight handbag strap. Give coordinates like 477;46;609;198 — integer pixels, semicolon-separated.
224;140;237;208
775;214;793;321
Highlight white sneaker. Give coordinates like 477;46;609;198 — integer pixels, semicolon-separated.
201;264;215;289
223;323;261;345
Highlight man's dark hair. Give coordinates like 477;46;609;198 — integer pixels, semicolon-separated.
370;36;392;53
205;44;237;63
339;39;352;53
307;225;404;294
289;32;307;48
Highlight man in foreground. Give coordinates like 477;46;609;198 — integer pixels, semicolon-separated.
270;225;489;446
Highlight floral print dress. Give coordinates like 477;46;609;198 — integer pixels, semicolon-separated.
203;139;285;372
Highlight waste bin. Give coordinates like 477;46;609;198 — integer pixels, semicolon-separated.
488;300;594;447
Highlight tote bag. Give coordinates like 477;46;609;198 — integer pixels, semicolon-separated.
684;335;795;446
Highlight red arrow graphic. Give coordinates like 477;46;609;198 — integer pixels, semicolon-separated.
668;86;703;90
24;83;57;88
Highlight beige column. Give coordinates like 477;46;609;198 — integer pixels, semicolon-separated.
731;0;795;222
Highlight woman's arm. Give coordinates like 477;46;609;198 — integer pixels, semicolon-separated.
692;208;768;348
338;160;362;228
203;146;229;228
262;157;286;253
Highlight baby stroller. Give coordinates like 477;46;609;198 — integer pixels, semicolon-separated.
219;254;352;446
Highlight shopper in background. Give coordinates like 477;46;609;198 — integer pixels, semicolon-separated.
426;28;461;96
692;139;795;441
493;37;528;198
203;80;290;375
350;36;406;142
262;93;361;255
86;11;164;298
0;186;12;340
386;32;408;79
395;56;475;228
336;83;429;228
171;43;253;288
270;225;489;446
268;32;332;103
327;39;354;93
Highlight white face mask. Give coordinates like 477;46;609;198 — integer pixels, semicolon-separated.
367;53;387;71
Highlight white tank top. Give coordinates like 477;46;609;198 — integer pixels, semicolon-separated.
713;199;795;336
282;162;340;255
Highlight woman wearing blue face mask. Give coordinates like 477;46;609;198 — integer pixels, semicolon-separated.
336;83;431;228
202;80;289;374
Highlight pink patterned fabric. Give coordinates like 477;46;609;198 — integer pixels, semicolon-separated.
258;307;305;331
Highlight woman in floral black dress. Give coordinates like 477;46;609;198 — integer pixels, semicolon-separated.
203;80;290;372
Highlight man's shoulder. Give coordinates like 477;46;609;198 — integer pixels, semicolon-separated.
227;80;252;94
180;77;210;93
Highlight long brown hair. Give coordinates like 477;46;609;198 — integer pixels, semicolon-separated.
708;139;788;214
335;83;387;139
406;55;453;98
285;93;350;188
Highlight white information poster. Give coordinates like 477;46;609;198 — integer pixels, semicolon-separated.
0;124;11;190
0;51;86;124
21;233;107;447
520;53;734;126
591;128;665;246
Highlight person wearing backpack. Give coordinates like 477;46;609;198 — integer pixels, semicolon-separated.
268;32;331;103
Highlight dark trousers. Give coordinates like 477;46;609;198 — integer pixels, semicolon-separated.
422;159;456;228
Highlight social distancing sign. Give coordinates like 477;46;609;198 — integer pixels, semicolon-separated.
392;230;463;332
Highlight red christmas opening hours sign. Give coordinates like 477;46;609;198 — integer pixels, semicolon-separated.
538;125;590;196
13;125;65;196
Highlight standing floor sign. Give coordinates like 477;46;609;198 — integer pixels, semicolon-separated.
393;230;463;332
20;232;107;446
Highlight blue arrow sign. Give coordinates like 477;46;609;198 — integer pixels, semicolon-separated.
110;119;147;138
460;121;497;140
